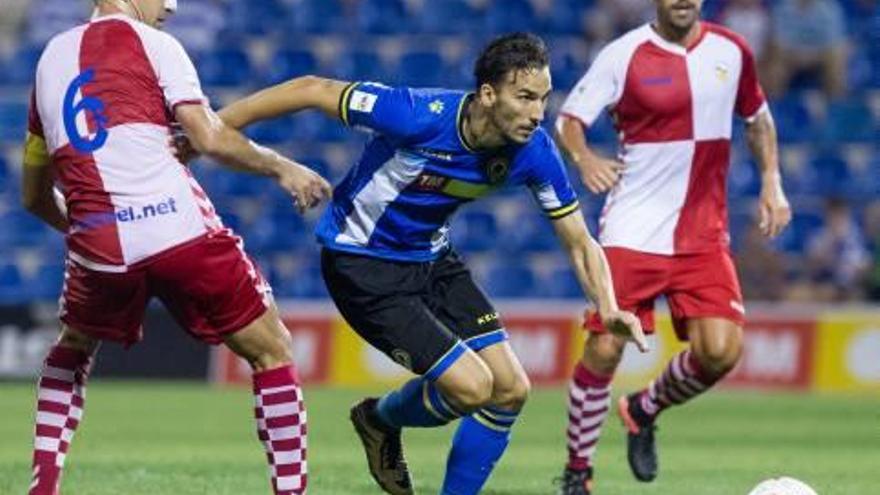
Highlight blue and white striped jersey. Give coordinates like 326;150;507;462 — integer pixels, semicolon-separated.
316;82;580;262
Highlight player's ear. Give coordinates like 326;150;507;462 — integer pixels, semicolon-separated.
477;83;497;107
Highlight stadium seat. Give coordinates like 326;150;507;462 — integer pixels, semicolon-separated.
769;95;815;143
397;51;447;88
264;49;319;86
164;0;227;52
289;112;332;142
415;0;480;34
497;211;558;253
541;265;582;299
542;1;584;35
335;50;385;81
4;45;43;85
810;151;851;196
0;263;25;303
486;0;536;33
585;113;618;145
315;118;350;142
226;0;286;35
822;98;876;143
29;263;64;300
0;154;9;192
451;208;499;253
24;0;89;45
243;212;309;253
0;210;49;246
244;116;296;144
728;158;762;196
0;101;27;142
273;262;327;299
357;0;409;34
198;47;252;87
289;0;348;34
775;209;824;252
484;259;537;298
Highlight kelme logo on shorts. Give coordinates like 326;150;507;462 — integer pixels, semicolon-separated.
391;349;413;371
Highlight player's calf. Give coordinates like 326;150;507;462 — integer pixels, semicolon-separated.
228;309;308;494
441;342;527;495
29;327;97;495
438;359;495;413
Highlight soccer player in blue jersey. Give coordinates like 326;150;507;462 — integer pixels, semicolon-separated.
218;33;648;495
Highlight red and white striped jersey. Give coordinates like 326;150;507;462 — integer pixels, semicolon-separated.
559;22;767;255
28;14;222;272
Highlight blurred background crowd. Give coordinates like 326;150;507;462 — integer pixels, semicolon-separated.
0;0;877;305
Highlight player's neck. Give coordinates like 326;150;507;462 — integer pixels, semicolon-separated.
463;99;506;151
94;1;139;21
651;20;702;48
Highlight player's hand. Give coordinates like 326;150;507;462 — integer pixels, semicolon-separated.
757;178;791;238
579;157;623;194
168;127;200;164
601;310;649;353
276;160;333;214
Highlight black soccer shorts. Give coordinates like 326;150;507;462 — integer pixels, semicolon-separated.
321;248;507;379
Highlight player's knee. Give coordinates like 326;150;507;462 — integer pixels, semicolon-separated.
449;369;494;412
491;371;531;411
694;334;743;379
584;333;625;375
57;325;99;354
242;328;294;373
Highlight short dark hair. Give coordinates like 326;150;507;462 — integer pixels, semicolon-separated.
473;32;549;88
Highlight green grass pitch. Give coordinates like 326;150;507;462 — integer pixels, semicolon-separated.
1;382;877;494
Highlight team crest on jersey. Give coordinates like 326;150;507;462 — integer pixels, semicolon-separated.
429;100;445;114
483;156;510;184
715;63;730;82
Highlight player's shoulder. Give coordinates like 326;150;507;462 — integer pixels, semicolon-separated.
701;21;754;55
42;23;89;56
368;83;463;136
517;127;560;163
403;86;466;116
593;24;653;64
37;23;89;76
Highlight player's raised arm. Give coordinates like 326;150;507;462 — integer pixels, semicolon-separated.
551;212;649;353
218;76;351;129
175;103;331;213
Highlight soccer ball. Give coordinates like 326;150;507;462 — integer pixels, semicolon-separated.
748;477;818;495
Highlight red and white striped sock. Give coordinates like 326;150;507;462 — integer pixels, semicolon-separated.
253;365;308;495
29;345;93;495
566;362;613;471
640;349;717;418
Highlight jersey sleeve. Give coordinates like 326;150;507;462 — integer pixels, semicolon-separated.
23;88;50;168
523;133;580;220
27;88;43;137
734;37;767;122
338;82;421;140
557;45;621;128
154;33;208;111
